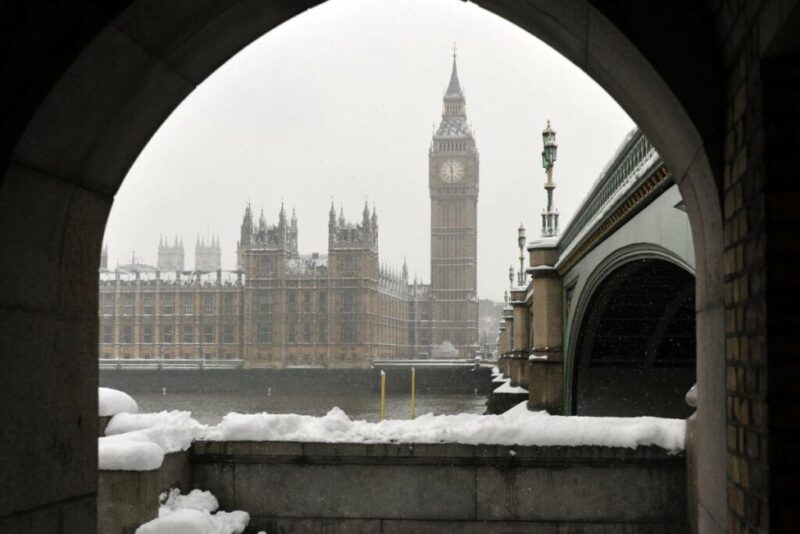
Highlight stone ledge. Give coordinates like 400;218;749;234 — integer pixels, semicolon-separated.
191;440;683;466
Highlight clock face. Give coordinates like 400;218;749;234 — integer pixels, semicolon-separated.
439;159;465;183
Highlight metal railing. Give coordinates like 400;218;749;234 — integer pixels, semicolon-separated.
558;130;658;251
99;358;245;370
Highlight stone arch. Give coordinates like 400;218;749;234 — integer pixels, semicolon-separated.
566;245;696;417
0;1;727;530
564;243;694;412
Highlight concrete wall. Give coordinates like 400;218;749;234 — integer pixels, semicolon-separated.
100;367;492;396
191;441;686;533
98;451;192;534
98;469;159;534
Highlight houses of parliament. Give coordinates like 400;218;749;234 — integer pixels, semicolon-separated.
99;56;479;367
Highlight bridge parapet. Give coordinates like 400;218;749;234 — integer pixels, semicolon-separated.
557;129;663;268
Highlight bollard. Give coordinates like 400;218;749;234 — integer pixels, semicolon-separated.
411;367;416;420
380;370;386;420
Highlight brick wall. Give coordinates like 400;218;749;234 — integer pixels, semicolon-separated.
714;0;800;531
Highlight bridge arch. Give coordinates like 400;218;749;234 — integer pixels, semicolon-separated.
0;1;733;530
565;244;695;417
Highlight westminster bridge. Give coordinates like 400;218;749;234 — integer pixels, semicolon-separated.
496;128;697;419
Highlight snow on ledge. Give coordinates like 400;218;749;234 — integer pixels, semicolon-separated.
99;431;164;471
493;380;528;394
99;387;138;417
105;411;206;453
527;236;559;249
135;488;250;534
201;403;685;452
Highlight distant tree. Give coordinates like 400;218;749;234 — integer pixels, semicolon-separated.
431;340;459;359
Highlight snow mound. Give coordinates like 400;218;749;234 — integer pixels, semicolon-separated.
98;431;164;471
135;509;214;534
106;411;206;453
493;380;528;394
135;489;250;534
161;488;219;513
99;387;138;417
202;403;685;452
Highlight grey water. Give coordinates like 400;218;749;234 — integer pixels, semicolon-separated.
134;391;489;424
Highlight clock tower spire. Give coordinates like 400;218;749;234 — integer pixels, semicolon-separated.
428;49;479;357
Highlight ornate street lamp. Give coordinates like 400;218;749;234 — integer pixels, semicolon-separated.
541;120;560;237
517;223;526;285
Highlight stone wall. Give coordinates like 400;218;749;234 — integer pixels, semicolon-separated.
191;441;687;533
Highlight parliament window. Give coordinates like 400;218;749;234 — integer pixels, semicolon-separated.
258;291;271;314
224;324;235;344
318;291;326;313
288;323;296;343
183;295;194;315
182;325;193;343
342;290;355;313
288;291;297;313
341;322;355;343
122;325;133;344
259;256;272;276
123;294;134;315
162;294;174;314
203;324;214;343
257;321;271;343
142;325;153;344
344;256;356;274
224;293;235;315
143;293;154;315
101;323;113;344
204;294;215;314
162;325;173;343
102;294;114;315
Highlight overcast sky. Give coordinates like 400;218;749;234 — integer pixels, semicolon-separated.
105;0;634;300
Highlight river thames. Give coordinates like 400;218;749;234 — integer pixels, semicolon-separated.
133;391;489;424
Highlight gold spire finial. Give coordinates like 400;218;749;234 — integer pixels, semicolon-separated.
452;42;457;60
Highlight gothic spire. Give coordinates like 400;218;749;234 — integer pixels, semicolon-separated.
445;44;463;99
329;201;336;227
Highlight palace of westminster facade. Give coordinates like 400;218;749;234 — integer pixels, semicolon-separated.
98;56;480;367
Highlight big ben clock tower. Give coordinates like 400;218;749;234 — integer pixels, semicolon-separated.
429;49;479;357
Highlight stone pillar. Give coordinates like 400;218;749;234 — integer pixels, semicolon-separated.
526;241;564;413
500;305;513;377
510;287;529;388
498;324;507;374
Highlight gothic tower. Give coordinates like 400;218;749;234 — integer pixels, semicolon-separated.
429;50;479;356
158;235;184;272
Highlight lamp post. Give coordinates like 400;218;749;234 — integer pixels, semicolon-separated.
541;120;559;237
517;223;526;285
508;265;514;288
